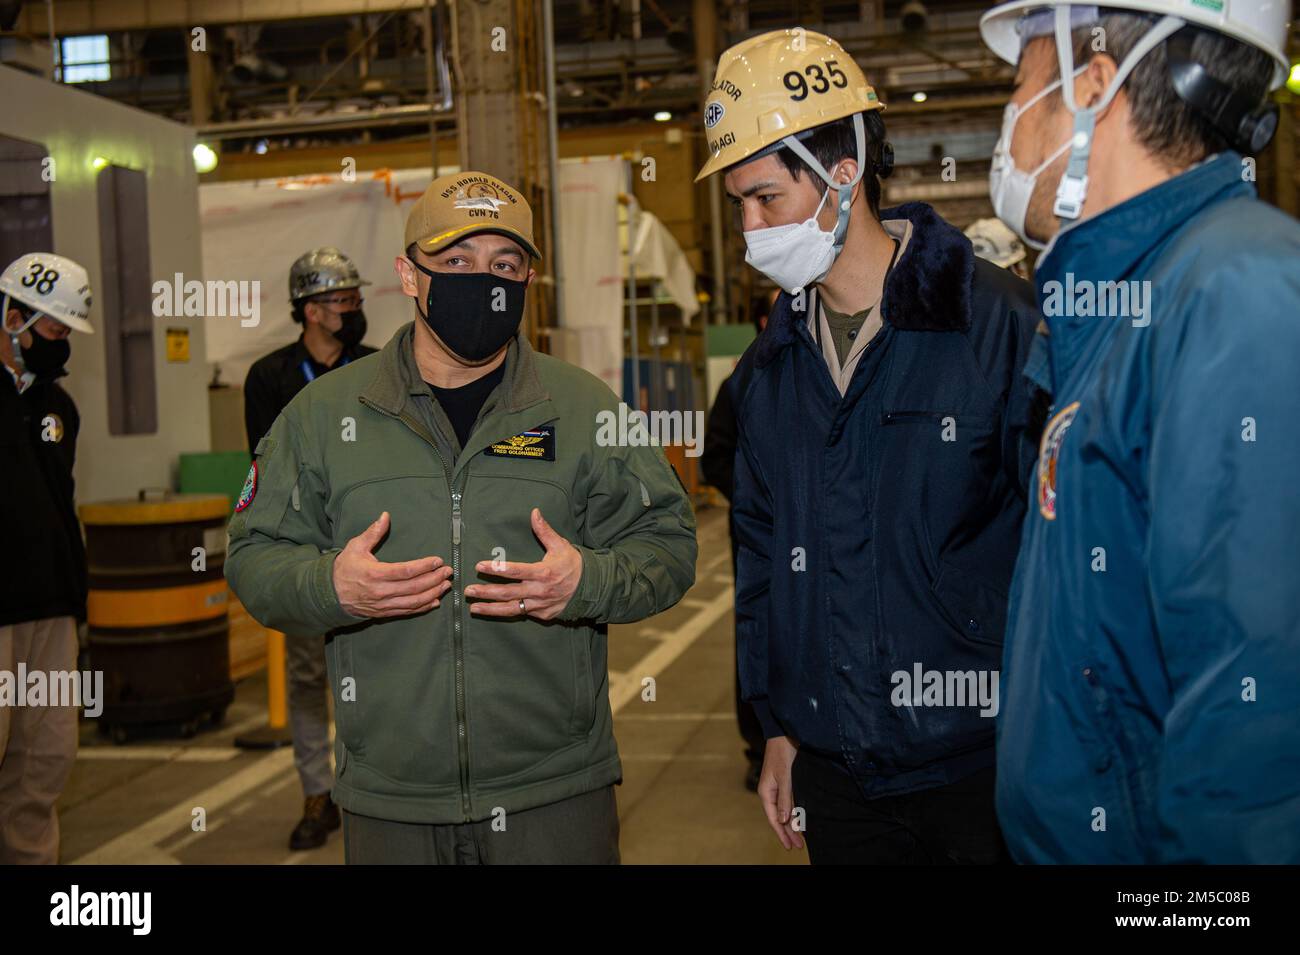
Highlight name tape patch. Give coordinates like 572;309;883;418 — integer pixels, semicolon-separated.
483;425;555;461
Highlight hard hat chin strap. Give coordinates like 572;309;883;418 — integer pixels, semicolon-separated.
1;293;41;335
779;111;867;253
1051;6;1185;220
3;292;35;374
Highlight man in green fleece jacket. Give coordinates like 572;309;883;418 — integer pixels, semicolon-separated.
225;171;697;864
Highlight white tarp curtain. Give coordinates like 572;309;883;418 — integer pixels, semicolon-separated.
200;157;673;396
200;167;452;386
556;156;626;395
630;210;700;322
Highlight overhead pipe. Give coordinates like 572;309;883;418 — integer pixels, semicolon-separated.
45;0;57;81
421;0;445;175
693;0;727;324
543;0;565;328
195;102;451;139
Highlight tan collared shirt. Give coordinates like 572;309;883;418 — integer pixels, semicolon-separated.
808;217;913;396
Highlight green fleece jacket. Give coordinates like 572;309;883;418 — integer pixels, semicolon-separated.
226;322;697;823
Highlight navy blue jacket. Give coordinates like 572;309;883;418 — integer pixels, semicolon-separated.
0;367;86;627
997;152;1300;863
731;202;1042;797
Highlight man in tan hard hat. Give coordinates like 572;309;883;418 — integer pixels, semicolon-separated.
226;171;697;864
696;28;1046;864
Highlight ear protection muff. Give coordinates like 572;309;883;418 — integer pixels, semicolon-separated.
1167;28;1278;154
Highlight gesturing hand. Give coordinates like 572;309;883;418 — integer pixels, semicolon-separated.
464;508;583;621
332;511;454;618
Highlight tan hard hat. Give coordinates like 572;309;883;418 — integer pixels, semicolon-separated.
404;171;542;261
694;28;885;183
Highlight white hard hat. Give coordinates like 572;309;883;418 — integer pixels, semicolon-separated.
980;1;1291;89
965;218;1028;269
0;253;95;334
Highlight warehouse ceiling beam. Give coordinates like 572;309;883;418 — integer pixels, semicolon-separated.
449;0;554;336
693;0;726;324
195;102;450;138
15;1;411;33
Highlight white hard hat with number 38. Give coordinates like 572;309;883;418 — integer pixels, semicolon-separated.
0;253;95;334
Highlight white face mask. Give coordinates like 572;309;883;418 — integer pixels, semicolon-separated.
742;177;840;295
988;72;1077;251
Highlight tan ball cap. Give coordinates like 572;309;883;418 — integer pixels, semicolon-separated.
404;171;543;261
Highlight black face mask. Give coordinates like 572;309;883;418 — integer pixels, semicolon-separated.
16;329;70;377
331;309;367;351
408;260;526;363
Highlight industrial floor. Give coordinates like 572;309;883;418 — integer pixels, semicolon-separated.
57;505;803;865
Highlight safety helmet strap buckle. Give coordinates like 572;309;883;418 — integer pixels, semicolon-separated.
1050;5;1186;222
1054;111;1094;219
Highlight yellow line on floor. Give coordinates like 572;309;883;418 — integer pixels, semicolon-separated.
610;587;734;714
71;565;733;863
77;746;242;762
616;712;736;721
620;754;733;761
69;747;297;864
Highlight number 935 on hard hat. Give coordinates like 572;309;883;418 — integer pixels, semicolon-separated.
694;28;885;183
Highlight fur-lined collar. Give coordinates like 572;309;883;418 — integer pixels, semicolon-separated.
755;201;973;367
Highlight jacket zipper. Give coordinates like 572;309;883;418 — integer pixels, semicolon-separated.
450;482;471;821
359;396;474;821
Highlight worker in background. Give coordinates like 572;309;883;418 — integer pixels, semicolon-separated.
964;217;1030;279
981;0;1300;862
0;253;95;864
700;290;774;792
226;171;697;864
242;247;375;852
697;29;1044;864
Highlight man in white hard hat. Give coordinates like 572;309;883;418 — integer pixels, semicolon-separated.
697;29;1046;864
0;252;94;863
964;217;1029;278
980;1;1300;862
242;247;375;851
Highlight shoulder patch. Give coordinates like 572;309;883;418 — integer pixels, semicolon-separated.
483;425;555;461
235;461;259;512
1037;401;1080;521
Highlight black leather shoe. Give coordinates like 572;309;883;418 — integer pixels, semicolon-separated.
289;793;341;850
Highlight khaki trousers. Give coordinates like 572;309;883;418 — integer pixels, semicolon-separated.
342;785;621;865
0;616;79;864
